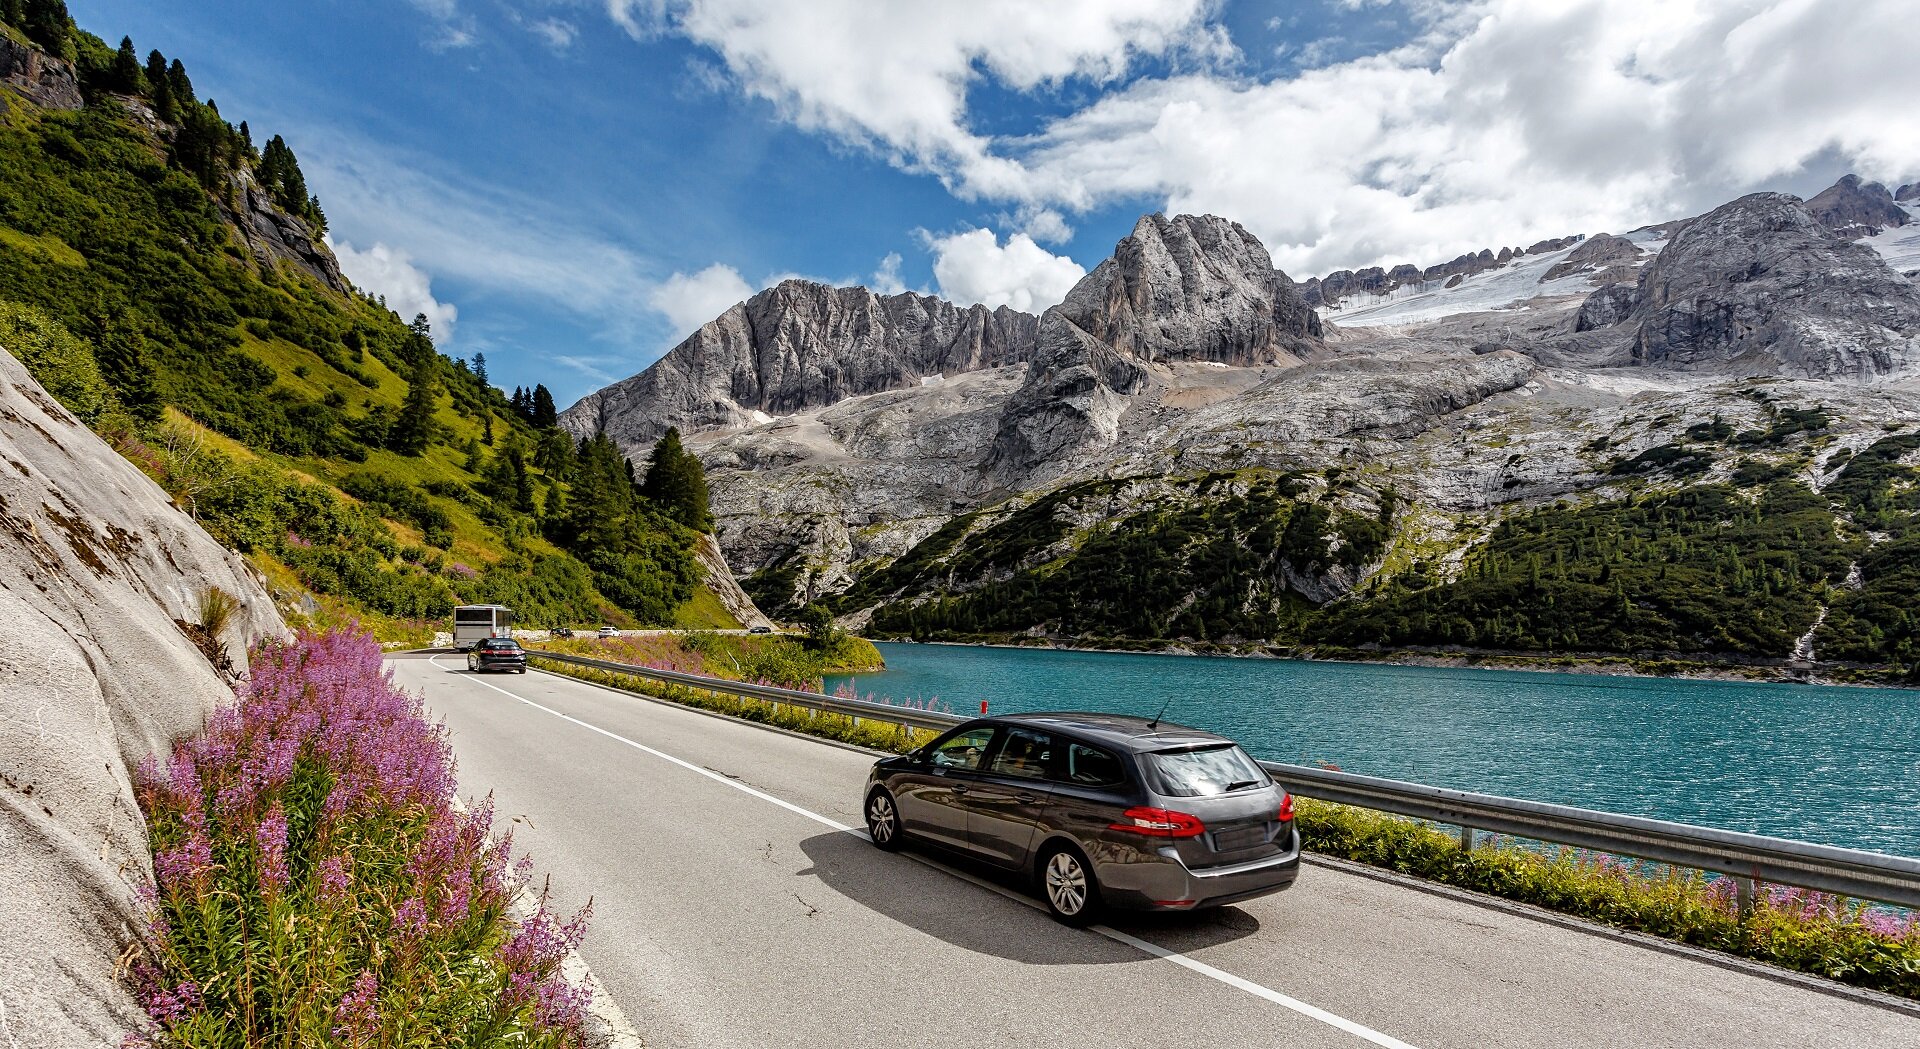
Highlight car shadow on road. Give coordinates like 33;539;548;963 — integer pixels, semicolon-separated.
796;831;1261;965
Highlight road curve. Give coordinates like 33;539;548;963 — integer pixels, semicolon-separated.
389;653;1919;1049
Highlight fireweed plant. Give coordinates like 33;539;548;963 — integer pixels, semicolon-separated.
130;630;593;1047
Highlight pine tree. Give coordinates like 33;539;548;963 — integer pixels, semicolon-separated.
144;49;167;92
481;414;494;446
22;0;69;57
111;36;142;93
531;384;557;429
641;427;713;532
167;58;194;106
471;352;488;385
1;2;22;31
88;312;161;423
389;317;439;456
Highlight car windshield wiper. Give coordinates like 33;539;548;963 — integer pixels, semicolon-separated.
1225;779;1259;792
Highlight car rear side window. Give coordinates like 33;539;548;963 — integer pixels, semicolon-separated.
1145;745;1270;797
1061;742;1124;787
987;728;1052;780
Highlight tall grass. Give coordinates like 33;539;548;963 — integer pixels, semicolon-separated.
1297;799;1920;998
130;630;593;1046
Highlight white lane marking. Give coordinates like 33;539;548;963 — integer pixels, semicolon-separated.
427;658;1424;1049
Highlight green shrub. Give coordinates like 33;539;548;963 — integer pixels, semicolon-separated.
0;300;112;422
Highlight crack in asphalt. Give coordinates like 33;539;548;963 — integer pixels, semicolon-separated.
791;892;820;918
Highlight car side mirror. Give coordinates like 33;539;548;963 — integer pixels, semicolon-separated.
908;747;928;764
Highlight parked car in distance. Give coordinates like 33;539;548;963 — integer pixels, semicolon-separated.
863;712;1298;925
748;624;773;634
551;626;573;638
597;625;619;639
466;637;528;674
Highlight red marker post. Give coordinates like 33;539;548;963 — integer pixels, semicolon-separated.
980;700;989;716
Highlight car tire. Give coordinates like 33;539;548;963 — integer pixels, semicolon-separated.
865;788;906;851
1038;843;1101;927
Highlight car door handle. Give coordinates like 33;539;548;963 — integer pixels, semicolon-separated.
1015;793;1037;804
952;783;969;794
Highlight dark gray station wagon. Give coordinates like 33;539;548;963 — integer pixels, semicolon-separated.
864;712;1299;924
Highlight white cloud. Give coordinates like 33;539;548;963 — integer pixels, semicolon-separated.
407;0;477;49
331;239;460;342
993;0;1920;275
627;0;1920;277
870;252;906;295
648;264;754;335
621;0;1229;199
530;18;579;51
924;228;1085;313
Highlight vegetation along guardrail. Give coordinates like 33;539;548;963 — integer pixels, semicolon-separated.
529;650;1920;911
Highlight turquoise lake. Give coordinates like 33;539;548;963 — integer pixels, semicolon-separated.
828;642;1920;857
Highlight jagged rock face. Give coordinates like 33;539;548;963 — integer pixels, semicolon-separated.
1543;233;1640;283
1303;241;1546;310
222;175;351;296
1575;283;1639;331
1898;183;1920;204
1806;174;1908;237
1628;193;1920;379
0;348;287;1047
563;280;1038;450
985;214;1323;484
1052;213;1322;367
0;35;81;110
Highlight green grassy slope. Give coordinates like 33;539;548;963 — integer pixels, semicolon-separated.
0;15;732;641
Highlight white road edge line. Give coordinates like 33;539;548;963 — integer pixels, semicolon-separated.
429;658;1424;1049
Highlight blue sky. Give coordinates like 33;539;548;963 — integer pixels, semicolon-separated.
67;1;1920;406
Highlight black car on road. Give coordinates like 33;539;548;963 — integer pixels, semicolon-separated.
864;712;1298;924
466;637;528;674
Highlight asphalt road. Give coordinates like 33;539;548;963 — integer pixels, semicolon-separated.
390;653;1920;1049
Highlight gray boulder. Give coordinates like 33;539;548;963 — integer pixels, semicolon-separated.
1543;233;1641;282
0;348;287;1046
1627;192;1920;378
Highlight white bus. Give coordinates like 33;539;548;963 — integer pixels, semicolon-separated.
452;604;514;651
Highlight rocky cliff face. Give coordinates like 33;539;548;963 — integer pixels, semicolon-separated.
0;34;82;110
222;173;351;296
562;281;1038;449
0;348;287;1047
985;214;1324;484
1806;174;1909;238
1622;192;1920;378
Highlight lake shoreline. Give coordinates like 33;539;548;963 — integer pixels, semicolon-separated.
851;636;1917;692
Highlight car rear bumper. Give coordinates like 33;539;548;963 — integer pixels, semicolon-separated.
1094;828;1301;911
472;658;526;672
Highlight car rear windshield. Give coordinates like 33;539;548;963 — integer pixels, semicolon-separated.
1144;745;1270;797
480;639;520;650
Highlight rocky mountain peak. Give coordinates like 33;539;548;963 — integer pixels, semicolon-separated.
1624;191;1920;378
560;278;1040;451
1806;174;1908;238
1053;212;1322;369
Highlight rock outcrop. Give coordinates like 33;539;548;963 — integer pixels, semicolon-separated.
986;214;1322;483
1626;192;1920;378
1805;174;1909;238
221;173;351;296
0;34;82;110
562;281;1039;451
691;534;772;630
0;348;287;1046
1542;233;1641;283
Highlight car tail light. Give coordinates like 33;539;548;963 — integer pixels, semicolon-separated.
1110;806;1206;838
1277;793;1295;822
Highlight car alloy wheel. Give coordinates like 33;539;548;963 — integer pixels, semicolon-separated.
1042;847;1098;925
866;790;905;851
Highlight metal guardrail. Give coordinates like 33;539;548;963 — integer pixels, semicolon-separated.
530;649;1920;909
529;651;965;732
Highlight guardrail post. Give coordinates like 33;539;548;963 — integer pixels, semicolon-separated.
1736;877;1757;919
1457;824;1475;852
